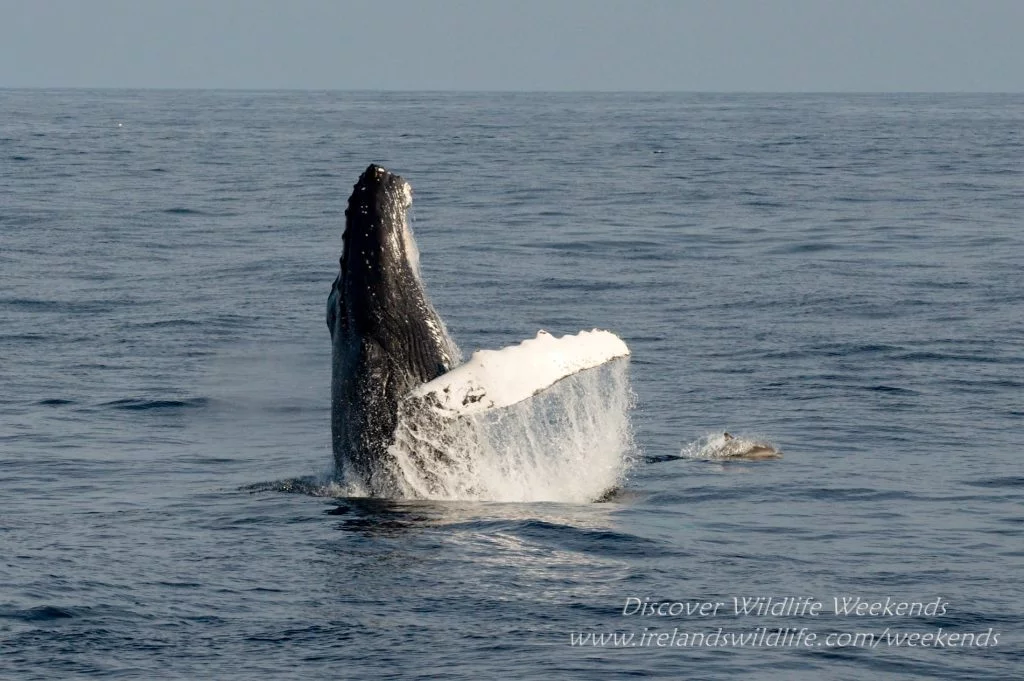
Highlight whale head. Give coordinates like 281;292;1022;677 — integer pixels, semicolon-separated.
331;165;432;334
343;164;418;280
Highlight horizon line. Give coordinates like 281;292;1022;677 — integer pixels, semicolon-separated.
1;86;1022;95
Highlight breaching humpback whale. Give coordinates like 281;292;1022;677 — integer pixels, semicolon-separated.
328;164;630;495
327;165;460;488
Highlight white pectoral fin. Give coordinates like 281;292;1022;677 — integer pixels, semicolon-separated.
405;329;630;417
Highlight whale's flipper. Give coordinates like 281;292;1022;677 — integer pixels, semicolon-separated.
405;329;630;418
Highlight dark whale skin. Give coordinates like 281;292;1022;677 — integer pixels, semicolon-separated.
327;165;458;490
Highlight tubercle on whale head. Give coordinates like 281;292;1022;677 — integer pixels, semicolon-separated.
338;164;427;334
347;164;413;218
341;164;418;282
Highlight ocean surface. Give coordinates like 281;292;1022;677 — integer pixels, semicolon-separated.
1;91;1022;680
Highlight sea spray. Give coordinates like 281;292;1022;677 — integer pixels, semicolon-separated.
386;359;635;502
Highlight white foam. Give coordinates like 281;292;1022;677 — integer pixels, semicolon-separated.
681;432;782;461
409;329;631;417
386;357;635;502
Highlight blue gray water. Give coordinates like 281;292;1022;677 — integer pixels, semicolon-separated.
2;91;1022;679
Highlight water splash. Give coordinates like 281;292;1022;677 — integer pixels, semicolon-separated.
680;432;782;461
249;359;635;503
383;359;636;503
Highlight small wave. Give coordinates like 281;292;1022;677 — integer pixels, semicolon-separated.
897;351;1006;364
865;385;920;395
162;207;207;215
514;520;678;558
1;298;131;314
0;605;75;622
131;318;202;329
963;476;1024;489
769;242;840;255
37;398;75;406
102;397;209;412
790;487;909;502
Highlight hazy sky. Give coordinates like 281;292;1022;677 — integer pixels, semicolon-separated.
2;0;1022;91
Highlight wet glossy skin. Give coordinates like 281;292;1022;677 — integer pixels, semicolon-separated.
327;165;458;489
